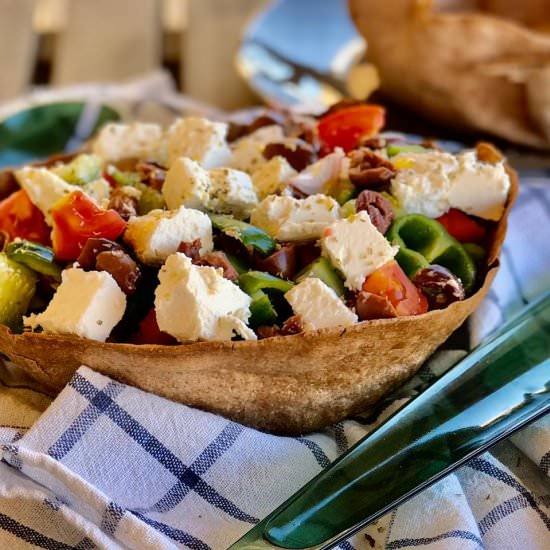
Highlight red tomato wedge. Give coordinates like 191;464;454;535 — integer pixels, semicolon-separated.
128;308;177;345
0;189;51;245
317;104;386;153
51;190;126;261
436;209;486;244
362;260;428;317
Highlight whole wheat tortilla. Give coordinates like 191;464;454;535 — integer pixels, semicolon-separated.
349;0;550;149
0;159;518;434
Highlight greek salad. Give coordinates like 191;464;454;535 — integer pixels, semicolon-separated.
0;101;511;344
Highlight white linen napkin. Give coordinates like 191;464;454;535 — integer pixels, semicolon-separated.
0;179;549;550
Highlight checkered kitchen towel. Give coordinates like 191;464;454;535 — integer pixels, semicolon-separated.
0;179;549;550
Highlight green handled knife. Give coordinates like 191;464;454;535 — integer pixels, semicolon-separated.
230;290;550;549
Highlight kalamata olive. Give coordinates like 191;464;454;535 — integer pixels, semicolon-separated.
213;232;251;261
248;112;286;133
254;244;297;279
280;315;303;335
413;265;465;310
226;122;249;143
108;188;139;221
76;238;123;270
355;291;397;321
263;141;317;172
177;239;202;261
348;148;397;190
196;251;239;281
355;190;394;234
136;161;167;190
293;242;321;271
96;250;141;295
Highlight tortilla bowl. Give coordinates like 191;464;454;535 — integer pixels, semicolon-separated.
0;163;518;435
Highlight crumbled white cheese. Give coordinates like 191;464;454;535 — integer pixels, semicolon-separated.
83;178;112;207
285;278;357;330
448;152;510;221
162;157;212;211
92;122;165;163
390;150;510;221
390;152;458;218
250;194;340;241
166;117;231;168
321;211;398;290
14;167;80;224
24;268;126;342
162;158;258;219
208;167;258;219
155;253;256;342
230;125;285;173
123;206;213;265
252;156;297;199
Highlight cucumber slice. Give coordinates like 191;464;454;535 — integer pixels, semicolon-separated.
54;154;103;184
295;257;345;296
0;254;37;330
6;240;62;280
339;199;356;219
324;179;356;205
135;183;165;214
210;214;276;256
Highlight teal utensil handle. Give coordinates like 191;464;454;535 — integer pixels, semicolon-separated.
230;291;550;550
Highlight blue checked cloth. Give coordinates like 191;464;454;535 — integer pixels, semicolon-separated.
0;178;549;550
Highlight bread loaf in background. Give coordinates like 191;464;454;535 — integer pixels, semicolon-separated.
349;0;550;149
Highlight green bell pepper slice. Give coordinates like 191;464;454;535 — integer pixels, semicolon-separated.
248;290;278;328
295;257;345;297
210;214;276;257
6;240;62;281
386;144;426;157
463;243;486;266
239;271;294;328
225;253;249;275
239;271;294;296
386;214;477;292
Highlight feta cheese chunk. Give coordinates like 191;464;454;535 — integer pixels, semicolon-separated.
167;117;231;168
448;152;510;221
124;206;213;265
83;177;112;207
250;194;340;241
162;157;212;211
155;253;256;342
162;158;258;219
391;152;458;218
252;156;297;199
92;122;165;163
321;211;398;290
208;167;258;219
230;125;285;173
14;167;80;224
24;268;126;342
285;278;357;330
